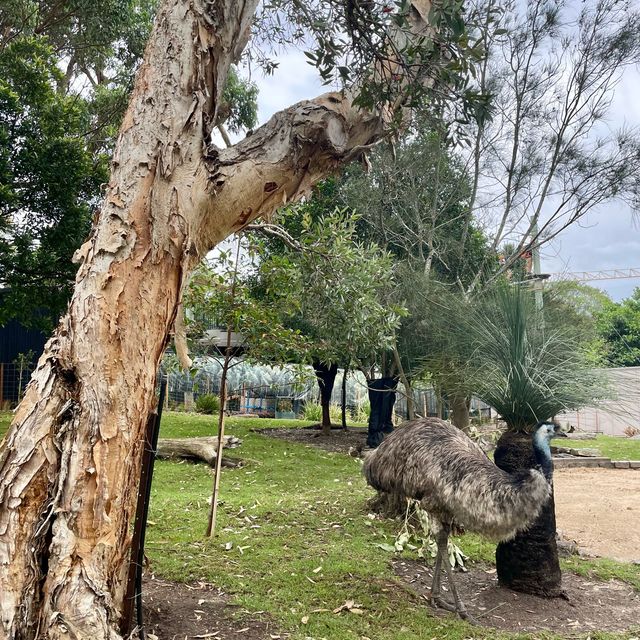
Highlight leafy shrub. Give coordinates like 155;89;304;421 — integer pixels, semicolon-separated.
303;400;322;421
353;401;370;423
276;398;293;413
195;393;220;414
329;403;343;423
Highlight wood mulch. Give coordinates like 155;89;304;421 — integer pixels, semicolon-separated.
254;424;369;454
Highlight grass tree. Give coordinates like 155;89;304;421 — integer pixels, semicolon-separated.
457;284;606;596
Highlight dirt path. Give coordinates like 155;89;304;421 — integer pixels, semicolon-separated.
554;467;640;562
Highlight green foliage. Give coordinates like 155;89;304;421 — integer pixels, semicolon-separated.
302;400;322;422
256;0;493;143
249;202;404;371
0;36;108;329
353;400;370;424
0;1;157;328
336;124;494;379
328;403;343;424
594;288;640;367
0;2;257;330
458;284;608;430
220;67;259;134
195;393;220;415
184;242;311;366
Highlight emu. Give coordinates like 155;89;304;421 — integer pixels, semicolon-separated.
363;417;565;621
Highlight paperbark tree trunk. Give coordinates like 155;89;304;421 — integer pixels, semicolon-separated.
0;1;432;638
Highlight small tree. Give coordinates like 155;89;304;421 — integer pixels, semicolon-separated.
255;205;403;435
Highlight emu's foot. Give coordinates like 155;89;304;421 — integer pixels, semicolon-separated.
431;596;478;625
430;595;457;612
458;609;479;625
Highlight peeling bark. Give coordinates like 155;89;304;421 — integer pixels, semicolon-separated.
0;1;433;638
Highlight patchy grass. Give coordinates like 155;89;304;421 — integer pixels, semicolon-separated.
577;435;640;461
551;434;640;460
0;411;11;439
1;409;637;639
146;412;638;640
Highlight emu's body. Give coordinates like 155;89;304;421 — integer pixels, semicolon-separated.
363;417;560;621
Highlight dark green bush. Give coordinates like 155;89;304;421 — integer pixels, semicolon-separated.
195;393;220;414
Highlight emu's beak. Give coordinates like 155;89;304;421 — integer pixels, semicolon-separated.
554;425;569;438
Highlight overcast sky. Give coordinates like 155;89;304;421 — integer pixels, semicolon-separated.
240;41;640;302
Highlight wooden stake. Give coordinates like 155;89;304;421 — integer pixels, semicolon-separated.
206;235;241;537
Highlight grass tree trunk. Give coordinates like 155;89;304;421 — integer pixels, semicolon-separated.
366;377;398;448
0;1;433;637
313;361;339;436
493;430;563;597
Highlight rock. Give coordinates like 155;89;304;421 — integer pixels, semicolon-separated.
552;446;601;457
613;461;631;469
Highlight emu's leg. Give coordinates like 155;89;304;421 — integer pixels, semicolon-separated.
430;527;456;613
442;549;476;624
431;526;477;624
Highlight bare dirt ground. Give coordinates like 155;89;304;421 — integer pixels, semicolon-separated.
257;424;369;454
393;558;640;634
142;577;280;640
554;467;640;563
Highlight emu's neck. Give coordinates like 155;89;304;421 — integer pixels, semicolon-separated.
532;432;553;481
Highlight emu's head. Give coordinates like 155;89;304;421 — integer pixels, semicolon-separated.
532;421;566;479
534;421;567;444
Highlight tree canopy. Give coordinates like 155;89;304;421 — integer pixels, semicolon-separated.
594;288;640;367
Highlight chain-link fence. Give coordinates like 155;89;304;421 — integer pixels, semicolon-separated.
0;362;36;408
160;357;494;422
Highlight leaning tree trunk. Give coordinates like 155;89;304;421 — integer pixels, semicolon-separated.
0;1;432;638
493;430;563;597
313;361;339;436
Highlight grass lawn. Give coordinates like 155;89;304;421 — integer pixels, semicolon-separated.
1;410;638;638
568;434;640;461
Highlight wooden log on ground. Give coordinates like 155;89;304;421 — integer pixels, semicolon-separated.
156;436;242;467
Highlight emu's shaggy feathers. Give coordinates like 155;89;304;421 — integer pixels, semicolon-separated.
363;418;551;541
